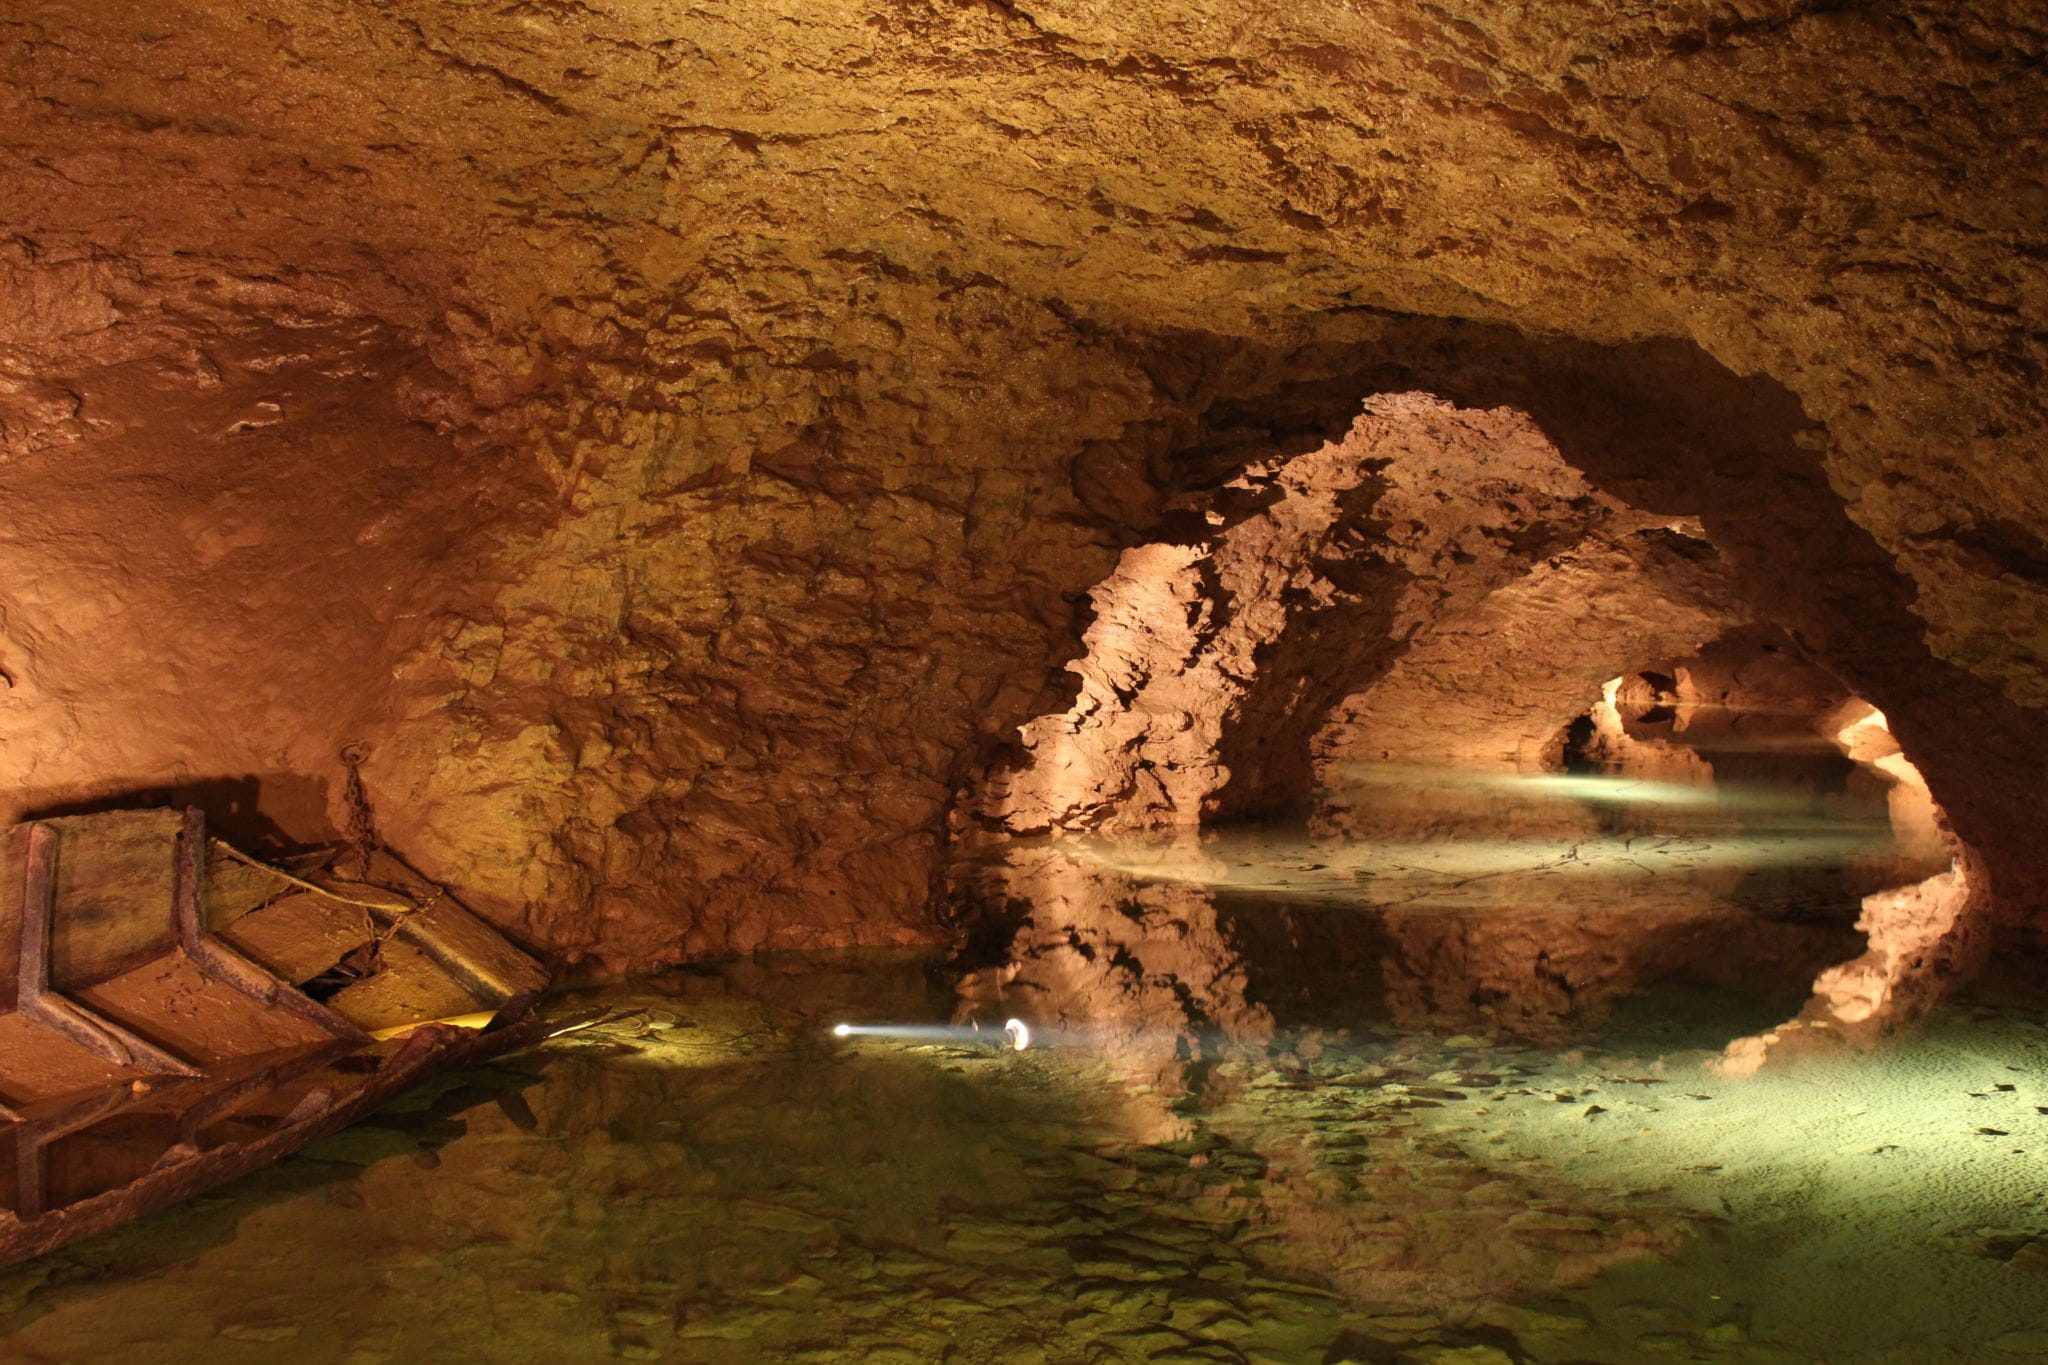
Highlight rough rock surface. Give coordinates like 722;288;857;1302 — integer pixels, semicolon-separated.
955;401;1967;1053
2;2;2044;969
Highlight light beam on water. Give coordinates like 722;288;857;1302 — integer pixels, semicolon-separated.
831;1018;1035;1051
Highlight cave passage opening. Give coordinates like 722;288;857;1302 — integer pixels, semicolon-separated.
950;387;1983;1069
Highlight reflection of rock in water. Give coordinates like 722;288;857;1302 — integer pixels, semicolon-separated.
1218;894;1856;1043
13;956;2048;1362
952;828;1882;1059
951;842;1276;1086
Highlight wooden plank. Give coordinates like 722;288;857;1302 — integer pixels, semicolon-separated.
0;824;26;1013
325;938;487;1034
389;898;549;1002
5;1077;146;1142
0;1015;138;1113
171;809;364;1046
3;1124;37;1221
6;1040;343;1153
174;1043;355;1138
344;848;546;1004
15;823;197;1079
41;1111;190;1213
0;1014;133;1106
17;998;193;1082
200;847;291;933
15;823;55;1007
214;893;367;985
44;810;181;991
76;957;337;1066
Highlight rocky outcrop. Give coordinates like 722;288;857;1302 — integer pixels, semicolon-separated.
0;3;2042;971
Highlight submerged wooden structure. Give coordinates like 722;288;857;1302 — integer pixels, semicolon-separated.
0;807;549;1267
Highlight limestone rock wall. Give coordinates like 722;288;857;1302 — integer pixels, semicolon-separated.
1;2;2043;967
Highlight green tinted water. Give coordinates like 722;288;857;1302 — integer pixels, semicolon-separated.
4;953;2046;1364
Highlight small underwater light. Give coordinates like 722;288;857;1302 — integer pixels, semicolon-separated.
829;1019;1031;1051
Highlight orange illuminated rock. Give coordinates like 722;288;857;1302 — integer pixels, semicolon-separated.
0;3;2040;980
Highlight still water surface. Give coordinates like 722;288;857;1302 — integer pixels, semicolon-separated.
3;951;2047;1363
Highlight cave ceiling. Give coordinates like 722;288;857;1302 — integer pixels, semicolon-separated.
0;1;2042;966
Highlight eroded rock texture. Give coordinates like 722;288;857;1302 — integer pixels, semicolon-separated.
1;3;2043;974
952;394;1971;1058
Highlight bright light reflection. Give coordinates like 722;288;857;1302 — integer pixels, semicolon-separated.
831;1021;1036;1051
1073;829;1894;892
1325;763;1877;816
369;1011;498;1041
